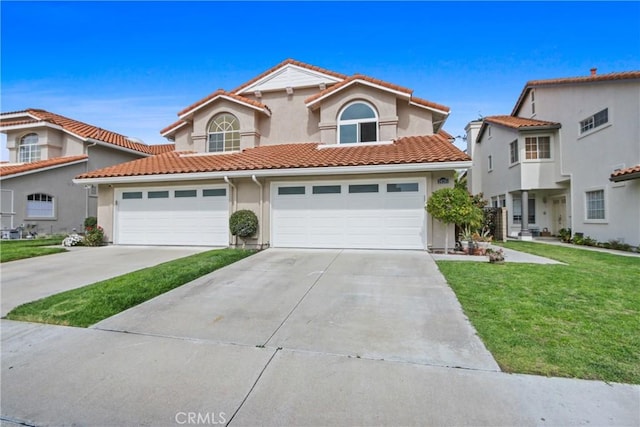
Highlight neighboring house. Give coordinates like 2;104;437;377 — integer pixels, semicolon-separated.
0;109;174;235
466;70;640;247
74;59;471;250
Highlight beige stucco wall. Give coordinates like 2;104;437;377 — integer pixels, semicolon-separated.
170;84;439;151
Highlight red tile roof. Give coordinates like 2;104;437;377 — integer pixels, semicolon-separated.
0;155;88;178
512;71;640;115
484;115;561;129
231;59;348;94
76;133;470;180
476;116;561;141
0;109;175;155
177;90;270;117
610;164;640;182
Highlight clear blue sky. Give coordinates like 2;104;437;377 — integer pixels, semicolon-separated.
2;1;639;160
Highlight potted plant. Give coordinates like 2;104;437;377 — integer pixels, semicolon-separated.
426;188;483;254
472;227;493;255
458;226;473;254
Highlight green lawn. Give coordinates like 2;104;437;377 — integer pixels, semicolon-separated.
6;248;255;327
437;241;639;384
0;236;66;263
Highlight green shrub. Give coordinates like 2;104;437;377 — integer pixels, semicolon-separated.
84;217;98;229
229;209;258;238
84;225;105;246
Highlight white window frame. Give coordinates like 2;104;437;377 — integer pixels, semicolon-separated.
530;90;535;116
337;101;378;144
26;193;55;219
585;188;607;223
207;113;240;153
19;133;41;163
580;108;608;135
509;140;519;165
488;155;493;172
524;135;552;160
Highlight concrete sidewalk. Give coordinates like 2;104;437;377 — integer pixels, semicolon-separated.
2;320;638;426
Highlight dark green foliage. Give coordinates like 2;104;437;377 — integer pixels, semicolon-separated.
229;209;258;238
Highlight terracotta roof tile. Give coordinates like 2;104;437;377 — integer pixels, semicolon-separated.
148;144;176;155
484;115;561;129
0;155;88;178
76;134;470;180
177;90;270;117
231;59;348;94
512;71;640;115
0;109;163;155
610;164;640;181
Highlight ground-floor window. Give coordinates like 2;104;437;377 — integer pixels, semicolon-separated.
26;193;54;218
512;197;535;224
586;189;605;220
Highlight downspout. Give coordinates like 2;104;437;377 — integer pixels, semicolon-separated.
224;176;237;247
251;174;263;249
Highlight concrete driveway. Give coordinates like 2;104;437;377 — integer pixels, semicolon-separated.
2;249;638;426
1;245;212;317
94;249;497;370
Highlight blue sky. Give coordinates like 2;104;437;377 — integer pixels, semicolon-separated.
2;1;639;160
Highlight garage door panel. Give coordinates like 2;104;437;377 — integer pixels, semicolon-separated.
117;186;229;246
272;180;426;250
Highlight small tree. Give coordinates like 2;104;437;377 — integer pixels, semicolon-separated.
426;187;483;253
229;209;258;247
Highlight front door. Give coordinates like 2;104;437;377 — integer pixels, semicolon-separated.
551;196;567;234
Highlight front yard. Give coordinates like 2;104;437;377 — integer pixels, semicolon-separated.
6;248;255;327
437;241;639;384
0;236;66;263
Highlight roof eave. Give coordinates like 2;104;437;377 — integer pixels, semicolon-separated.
610;171;640;182
0;158;88;181
73;160;472;185
86;139;151;157
178;94;270;120
306;79;411;109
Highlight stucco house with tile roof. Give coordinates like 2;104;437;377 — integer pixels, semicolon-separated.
74;59;471;250
0;109;174;235
466;70;640;247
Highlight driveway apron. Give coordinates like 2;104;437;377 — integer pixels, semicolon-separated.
94;248;499;371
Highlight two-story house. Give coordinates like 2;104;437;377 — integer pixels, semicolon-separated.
0;109;174;235
466;70;640;247
74;59;471;250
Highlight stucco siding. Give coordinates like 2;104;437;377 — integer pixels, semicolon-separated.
396;102;434;137
1;163;89;234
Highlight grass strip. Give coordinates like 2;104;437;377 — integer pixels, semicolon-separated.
0;237;66;263
437;241;639;384
6;248;255;327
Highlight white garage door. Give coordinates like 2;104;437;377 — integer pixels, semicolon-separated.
116;186;229;246
272;179;426;249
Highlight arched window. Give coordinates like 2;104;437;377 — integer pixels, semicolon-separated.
338;102;378;144
19;133;41;163
26;193;54;218
207;114;240;152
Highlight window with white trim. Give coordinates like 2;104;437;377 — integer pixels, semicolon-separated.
26;193;54;218
207;114;240;152
509;140;518;164
338;102;378;144
488;155;493;171
586;190;605;220
580;108;608;134
525;136;550;159
530;91;535;115
19;133;41;163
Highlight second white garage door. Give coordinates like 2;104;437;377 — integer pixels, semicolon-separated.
115;185;229;246
271;179;426;249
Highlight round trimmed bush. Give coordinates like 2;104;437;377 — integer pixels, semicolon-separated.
229;209;258;238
